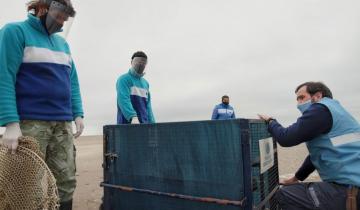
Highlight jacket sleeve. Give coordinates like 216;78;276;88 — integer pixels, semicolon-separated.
267;104;332;147
0;24;24;126
116;77;137;121
211;106;218;120
70;61;84;119
147;91;155;123
295;155;316;181
231;108;236;119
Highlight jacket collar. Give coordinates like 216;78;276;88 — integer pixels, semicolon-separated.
26;14;48;35
26;13;63;36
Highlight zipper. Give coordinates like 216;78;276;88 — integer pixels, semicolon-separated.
48;35;54;47
309;186;320;208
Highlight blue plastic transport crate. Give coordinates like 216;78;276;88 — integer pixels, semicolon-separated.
101;119;279;210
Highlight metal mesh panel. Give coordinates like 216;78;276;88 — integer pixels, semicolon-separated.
250;121;279;210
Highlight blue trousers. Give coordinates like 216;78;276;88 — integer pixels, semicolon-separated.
276;182;359;210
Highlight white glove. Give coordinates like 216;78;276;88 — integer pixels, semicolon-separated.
74;117;84;139
131;117;140;124
1;122;22;154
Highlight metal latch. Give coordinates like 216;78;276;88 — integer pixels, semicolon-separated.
104;153;118;161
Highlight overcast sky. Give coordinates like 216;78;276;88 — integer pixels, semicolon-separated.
1;0;360;135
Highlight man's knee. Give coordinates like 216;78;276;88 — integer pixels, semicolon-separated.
275;184;310;210
276;186;288;206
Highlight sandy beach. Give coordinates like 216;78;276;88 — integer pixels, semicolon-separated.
73;135;319;210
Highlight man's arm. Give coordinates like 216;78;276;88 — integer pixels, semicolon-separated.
264;104;330;182
147;92;155;123
281;155;316;185
69;61;85;138
295;155;316;181
116;78;137;121
70;61;84;119
231;108;236;119
0;24;25;153
0;24;24;126
211;106;218;120
268;103;333;147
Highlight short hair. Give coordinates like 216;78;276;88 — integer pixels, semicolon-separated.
222;95;229;100
295;82;333;99
131;51;147;60
27;0;75;16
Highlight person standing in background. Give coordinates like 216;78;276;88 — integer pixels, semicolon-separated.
211;95;236;120
116;51;155;124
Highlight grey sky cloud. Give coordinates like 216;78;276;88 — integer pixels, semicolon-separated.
1;0;359;135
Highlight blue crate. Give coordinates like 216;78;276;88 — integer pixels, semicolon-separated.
102;119;279;210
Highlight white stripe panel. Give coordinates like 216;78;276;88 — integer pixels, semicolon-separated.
130;86;148;98
331;132;360;146
23;47;72;67
218;109;227;114
218;109;233;114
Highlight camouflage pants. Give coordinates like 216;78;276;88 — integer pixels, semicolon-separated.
20;120;76;203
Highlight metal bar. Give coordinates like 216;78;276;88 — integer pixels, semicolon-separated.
102;126;112;210
240;119;252;210
100;183;246;206
273;142;280;186
260;173;265;202
253;185;279;210
248;119;265;124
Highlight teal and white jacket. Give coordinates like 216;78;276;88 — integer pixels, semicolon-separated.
0;14;83;126
116;69;155;124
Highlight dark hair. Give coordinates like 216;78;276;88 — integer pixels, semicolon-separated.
27;0;75;16
131;51;147;60
222;95;229;100
295;82;333;99
57;0;76;17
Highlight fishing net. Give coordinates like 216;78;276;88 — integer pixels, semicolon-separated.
0;136;59;210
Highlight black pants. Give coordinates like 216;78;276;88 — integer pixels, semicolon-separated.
276;182;360;210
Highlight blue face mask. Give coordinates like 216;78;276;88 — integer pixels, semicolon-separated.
297;100;312;113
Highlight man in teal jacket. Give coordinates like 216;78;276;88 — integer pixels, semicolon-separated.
116;51;155;124
0;0;84;209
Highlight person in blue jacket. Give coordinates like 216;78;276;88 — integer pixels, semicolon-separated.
0;0;84;209
211;95;236;120
116;51;155;124
259;82;360;210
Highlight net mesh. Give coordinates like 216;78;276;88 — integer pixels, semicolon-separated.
250;122;279;210
0;136;59;210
